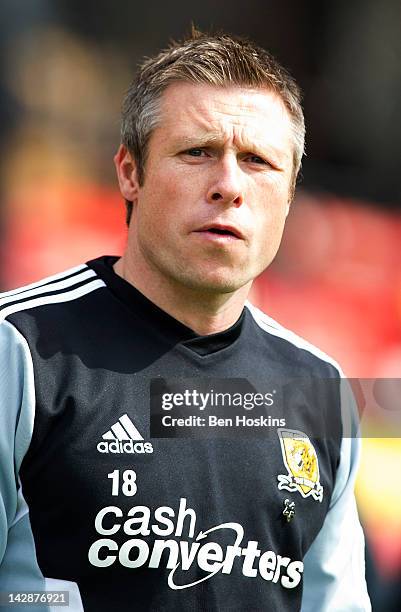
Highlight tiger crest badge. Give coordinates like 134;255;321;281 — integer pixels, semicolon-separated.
277;428;323;502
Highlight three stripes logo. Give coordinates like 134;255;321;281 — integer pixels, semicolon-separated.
0;263;105;322
97;414;153;454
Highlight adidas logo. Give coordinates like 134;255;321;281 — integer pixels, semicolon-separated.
97;414;153;454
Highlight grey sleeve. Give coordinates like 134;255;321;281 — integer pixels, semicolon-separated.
0;320;49;594
0;320;36;561
301;381;371;611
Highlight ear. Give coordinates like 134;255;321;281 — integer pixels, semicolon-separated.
114;145;140;202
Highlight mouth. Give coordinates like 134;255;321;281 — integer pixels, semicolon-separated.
194;224;244;240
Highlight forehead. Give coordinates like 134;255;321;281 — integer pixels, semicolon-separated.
155;82;294;158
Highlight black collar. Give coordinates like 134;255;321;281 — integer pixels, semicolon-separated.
87;255;245;356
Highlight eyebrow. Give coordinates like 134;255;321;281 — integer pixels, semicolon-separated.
177;133;222;147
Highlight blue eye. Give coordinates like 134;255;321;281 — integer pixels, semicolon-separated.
187;148;204;156
248;155;266;164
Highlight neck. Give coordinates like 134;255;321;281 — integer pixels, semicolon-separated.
114;251;251;336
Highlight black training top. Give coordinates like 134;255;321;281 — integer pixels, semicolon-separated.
0;256;370;611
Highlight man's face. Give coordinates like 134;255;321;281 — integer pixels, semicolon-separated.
127;82;294;294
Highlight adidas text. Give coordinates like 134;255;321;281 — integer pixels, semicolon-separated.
97;440;153;454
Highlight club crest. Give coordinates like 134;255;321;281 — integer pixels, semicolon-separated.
277;428;323;502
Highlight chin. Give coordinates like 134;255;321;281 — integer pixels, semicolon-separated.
178;269;252;294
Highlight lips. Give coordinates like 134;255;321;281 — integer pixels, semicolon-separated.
194;223;244;239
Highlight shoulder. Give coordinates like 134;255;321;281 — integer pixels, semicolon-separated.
245;301;343;377
0;262;106;325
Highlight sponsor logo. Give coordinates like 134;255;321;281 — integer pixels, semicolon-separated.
88;498;303;590
277;428;323;501
97;414;153;454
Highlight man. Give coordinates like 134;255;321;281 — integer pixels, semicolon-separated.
0;30;370;610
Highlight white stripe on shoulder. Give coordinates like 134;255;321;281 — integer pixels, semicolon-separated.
246;301;343;374
0;268;96;307
0;279;105;321
0;263;88;298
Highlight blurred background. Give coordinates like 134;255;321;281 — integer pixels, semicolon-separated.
0;1;400;608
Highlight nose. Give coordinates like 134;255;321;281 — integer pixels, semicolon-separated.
206;157;244;207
